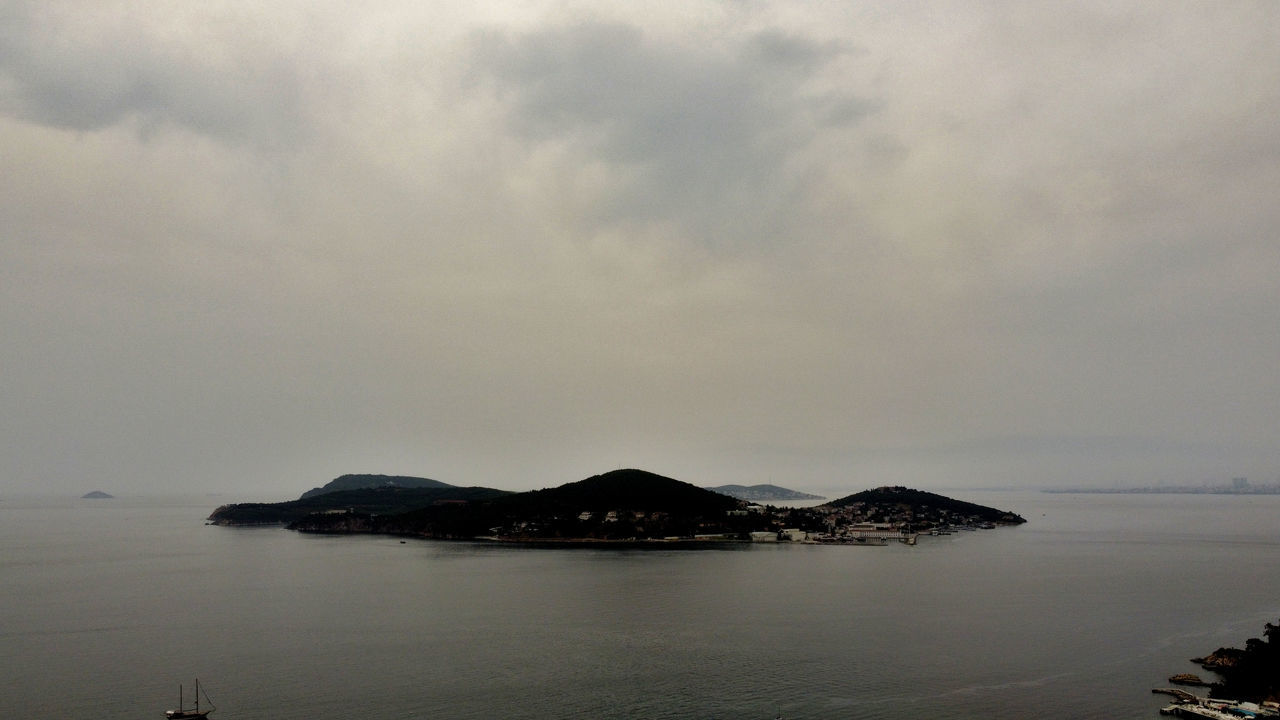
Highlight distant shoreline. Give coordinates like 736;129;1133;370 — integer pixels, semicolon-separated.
470;537;753;549
1044;487;1280;495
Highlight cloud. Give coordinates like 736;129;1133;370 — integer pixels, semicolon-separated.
467;21;872;245
1;2;1279;495
0;2;312;146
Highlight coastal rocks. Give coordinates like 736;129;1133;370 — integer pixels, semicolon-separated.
1174;620;1280;704
1169;674;1210;687
1192;648;1245;670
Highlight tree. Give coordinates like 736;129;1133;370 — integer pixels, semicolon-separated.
1210;618;1280;703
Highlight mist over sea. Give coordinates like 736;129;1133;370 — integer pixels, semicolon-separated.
2;491;1277;720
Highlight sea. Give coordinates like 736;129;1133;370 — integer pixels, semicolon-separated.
2;490;1277;720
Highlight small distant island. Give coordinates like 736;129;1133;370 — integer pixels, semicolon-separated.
81;490;114;499
705;484;825;502
209;470;1024;545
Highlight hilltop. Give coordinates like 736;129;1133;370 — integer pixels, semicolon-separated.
299;473;453;500
208;485;511;525
520;469;740;515
823;486;1026;526
707;484;825;502
291;469;746;540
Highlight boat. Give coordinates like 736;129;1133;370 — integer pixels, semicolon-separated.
1174;705;1240;720
165;679;214;719
1162;701;1262;720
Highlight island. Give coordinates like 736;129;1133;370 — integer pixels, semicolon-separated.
210;470;1025;545
706;484;825;502
823;485;1026;527
81;490;114;499
299;473;455;500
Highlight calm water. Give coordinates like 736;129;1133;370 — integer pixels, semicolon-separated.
2;491;1277;720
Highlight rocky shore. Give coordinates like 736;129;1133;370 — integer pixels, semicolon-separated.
1157;619;1280;708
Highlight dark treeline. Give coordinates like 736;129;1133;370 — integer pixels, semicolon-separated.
1203;619;1280;703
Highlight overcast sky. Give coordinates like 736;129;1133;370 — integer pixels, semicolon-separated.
3;1;1278;498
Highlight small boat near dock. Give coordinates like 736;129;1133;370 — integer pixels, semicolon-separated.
1153;688;1280;719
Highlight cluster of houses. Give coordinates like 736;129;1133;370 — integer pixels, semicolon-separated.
733;500;1003;545
520;496;1006;544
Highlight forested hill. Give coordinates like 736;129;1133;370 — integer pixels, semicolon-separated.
289;469;746;539
513;469;740;515
823;486;1026;524
208;485;510;525
299;474;454;499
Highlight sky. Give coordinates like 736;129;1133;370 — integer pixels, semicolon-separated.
2;1;1278;498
